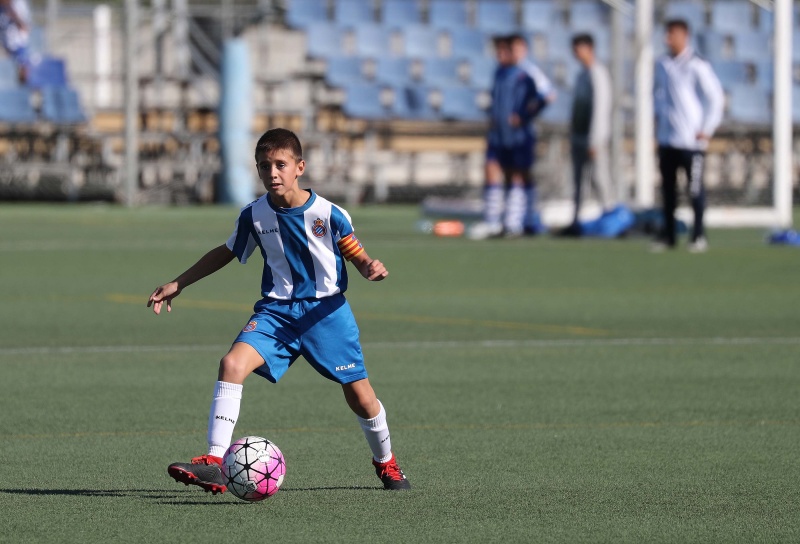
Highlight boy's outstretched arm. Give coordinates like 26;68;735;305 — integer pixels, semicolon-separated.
350;250;388;282
147;244;235;314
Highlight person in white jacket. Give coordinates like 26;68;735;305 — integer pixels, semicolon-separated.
653;19;724;252
562;33;613;236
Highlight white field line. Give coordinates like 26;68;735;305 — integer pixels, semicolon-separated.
1;337;800;357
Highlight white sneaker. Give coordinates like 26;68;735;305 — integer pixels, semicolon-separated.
468;222;503;240
688;237;708;253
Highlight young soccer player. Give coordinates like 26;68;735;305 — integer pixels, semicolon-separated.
469;36;542;240
147;128;411;492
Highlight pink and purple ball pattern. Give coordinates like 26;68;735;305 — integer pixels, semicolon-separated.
222;436;286;502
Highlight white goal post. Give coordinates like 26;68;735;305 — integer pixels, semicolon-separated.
633;0;794;228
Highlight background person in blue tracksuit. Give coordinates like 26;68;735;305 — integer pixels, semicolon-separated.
653;18;724;253
470;36;542;240
0;0;31;83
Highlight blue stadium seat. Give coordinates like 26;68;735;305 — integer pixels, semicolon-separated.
522;1;556;33
539;88;571;124
422;58;462;87
325;57;364;88
475;1;516;35
650;27;666;55
663;1;706;30
588;27;611;63
440;86;484;121
429;0;468;30
570;1;609;32
697;31;730;61
334;0;374;26
469;57;496;91
711;1;753;33
758;7;773;32
28;26;47;57
382;0;422;26
286;0;327;29
355;24;391;58
41;87;87;124
392;85;437;120
306;23;347;59
26;57;67;89
728;84;771;124
0;58;19;89
712;61;750;90
450;27;488;59
0;88;37;122
403;25;440;58
734;32;770;63
375;57;412;87
755;62;772;91
544;26;573;62
794;37;800;62
342;83;387;119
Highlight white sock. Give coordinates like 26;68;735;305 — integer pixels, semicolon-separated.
357;400;392;463
207;381;243;458
484;185;504;228
504;185;526;234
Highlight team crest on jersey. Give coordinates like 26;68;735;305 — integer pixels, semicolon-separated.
242;321;257;332
311;218;327;238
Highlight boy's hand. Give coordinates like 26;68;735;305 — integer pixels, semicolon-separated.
147;282;181;315
364;259;388;281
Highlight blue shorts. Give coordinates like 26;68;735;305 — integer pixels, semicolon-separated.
486;142;534;171
234;294;368;385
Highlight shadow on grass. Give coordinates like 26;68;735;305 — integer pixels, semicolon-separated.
0;488;198;500
281;485;380;492
0;485;383;504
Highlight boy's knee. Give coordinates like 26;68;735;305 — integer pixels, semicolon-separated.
218;353;248;382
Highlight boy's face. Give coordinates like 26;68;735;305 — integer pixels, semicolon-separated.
255;148;305;199
572;43;594;66
495;41;513;66
666;25;689;56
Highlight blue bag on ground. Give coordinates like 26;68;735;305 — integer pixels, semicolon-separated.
579;205;635;238
767;230;800;247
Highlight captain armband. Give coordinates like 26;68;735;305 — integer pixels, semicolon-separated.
337;233;365;261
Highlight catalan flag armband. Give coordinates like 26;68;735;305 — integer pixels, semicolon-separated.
337;233;364;261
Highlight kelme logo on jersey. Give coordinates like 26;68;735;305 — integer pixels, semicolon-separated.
335;363;356;372
243;321;257;332
311;218;327;238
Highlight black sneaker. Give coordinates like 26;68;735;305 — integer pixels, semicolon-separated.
372;453;411;491
168;454;227;495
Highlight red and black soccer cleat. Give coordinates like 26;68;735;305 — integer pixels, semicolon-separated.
372;453;411;491
167;454;227;495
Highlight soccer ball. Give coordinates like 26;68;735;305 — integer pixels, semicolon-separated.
222;436;286;502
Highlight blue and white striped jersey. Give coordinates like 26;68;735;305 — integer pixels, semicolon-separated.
488;64;539;147
225;190;364;301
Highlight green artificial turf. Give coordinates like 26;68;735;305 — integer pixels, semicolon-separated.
1;203;798;543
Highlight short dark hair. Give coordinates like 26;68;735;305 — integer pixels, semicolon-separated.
571;33;594;48
665;18;690;33
492;35;511;46
254;128;303;161
507;33;527;44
